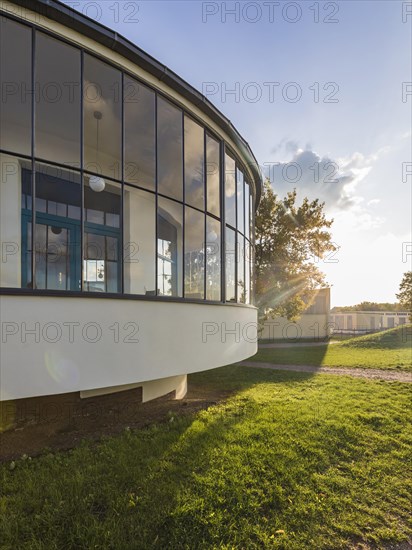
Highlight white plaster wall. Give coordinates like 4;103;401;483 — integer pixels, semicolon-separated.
260;314;331;340
0;295;258;400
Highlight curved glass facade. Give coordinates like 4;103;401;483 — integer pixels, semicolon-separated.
0;15;255;304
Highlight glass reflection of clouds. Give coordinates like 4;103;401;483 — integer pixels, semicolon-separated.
84;55;122;179
185;206;205;299
206;135;221;218
157;97;183;201
185;116;205;210
206;216;221;301
124;77;156;191
225;153;236;228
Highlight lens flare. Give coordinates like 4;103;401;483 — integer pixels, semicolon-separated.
44;351;80;390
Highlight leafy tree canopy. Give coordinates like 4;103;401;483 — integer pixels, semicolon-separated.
255;179;336;321
396;271;412;320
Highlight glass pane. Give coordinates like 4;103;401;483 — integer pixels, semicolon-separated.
184;116;204;209
238;234;245;303
206;216;221;301
0;154;30;288
237;168;245;235
124;77;155;190
34;163;81;291
24;210;32;288
36;33;81;166
157;97;183;200
245;239;251;305
157;197;183;297
84;176;121;293
0;18;32;155
250;193;254;243
225;153;236;227
84;55;121;180
124;186;156;295
225;226;236;302
184;207;205;299
46;226;68;290
206;135;220;218
245;182;250;241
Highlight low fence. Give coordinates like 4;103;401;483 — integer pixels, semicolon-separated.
330;328;386;336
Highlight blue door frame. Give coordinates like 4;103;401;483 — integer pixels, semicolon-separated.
22;211;121;291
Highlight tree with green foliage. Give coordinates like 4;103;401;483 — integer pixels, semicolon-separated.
396;271;412;320
255;179;337;321
332;302;404;313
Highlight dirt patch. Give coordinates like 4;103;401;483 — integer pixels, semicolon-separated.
0;384;233;462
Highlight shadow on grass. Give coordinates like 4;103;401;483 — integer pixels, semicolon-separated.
2;368;317;548
251;343;329;370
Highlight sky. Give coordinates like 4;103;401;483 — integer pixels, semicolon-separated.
61;0;412;307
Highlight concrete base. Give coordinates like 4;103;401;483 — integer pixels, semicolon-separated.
141;374;187;403
80;374;188;403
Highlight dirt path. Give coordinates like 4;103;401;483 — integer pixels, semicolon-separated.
259;341;339;348
239;361;412;382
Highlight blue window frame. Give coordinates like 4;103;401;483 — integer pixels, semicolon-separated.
21;169;121;292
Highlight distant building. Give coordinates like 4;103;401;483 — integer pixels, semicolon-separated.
260;288;331;340
330;311;410;332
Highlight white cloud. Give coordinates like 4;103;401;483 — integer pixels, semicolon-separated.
333;208;385;232
263;144;391;230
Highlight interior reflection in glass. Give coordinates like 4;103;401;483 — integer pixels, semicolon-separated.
83;177;121;293
21;165;81;291
184;206;205;299
157;198;183;296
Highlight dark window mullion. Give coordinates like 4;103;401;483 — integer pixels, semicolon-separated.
155;92;159;296
203;129;207;301
80;49;85;291
221;143;226;303
45;226;49;289
242;174;246;303
120;71;125;294
182;110;185;299
234;162;238;303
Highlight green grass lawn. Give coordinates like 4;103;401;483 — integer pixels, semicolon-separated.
254;325;412;371
1;365;411;549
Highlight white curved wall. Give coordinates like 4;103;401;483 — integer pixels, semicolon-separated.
0;295;258;401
